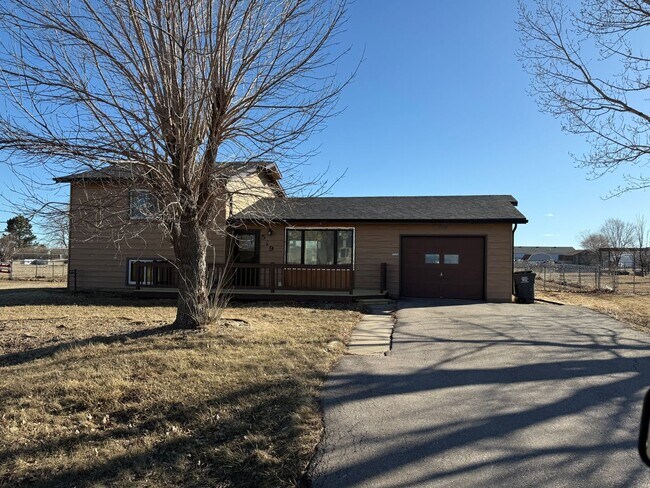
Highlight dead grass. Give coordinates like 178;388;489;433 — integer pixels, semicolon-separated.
0;281;362;487
0;262;68;282
537;289;650;333
0;279;65;288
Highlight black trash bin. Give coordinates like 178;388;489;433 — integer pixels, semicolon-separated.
513;271;536;304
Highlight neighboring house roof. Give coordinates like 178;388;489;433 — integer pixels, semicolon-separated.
527;253;555;262
515;246;577;256
54;161;281;183
232;195;528;223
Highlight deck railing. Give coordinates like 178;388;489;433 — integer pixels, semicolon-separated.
134;261;355;294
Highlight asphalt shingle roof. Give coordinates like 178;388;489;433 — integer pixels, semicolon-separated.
232;195;528;223
54;166;133;182
54;161;280;182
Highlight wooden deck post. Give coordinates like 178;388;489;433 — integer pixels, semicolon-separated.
349;265;355;295
270;262;276;293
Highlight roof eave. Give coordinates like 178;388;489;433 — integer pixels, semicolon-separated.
53;175;128;183
55;161;284;184
229;217;529;224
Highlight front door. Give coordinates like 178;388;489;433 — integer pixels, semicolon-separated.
233;230;260;287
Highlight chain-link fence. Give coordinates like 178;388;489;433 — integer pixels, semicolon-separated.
0;259;68;282
514;262;650;295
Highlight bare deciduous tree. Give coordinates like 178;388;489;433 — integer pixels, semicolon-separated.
518;0;650;195
579;230;608;265
0;234;18;261
600;217;634;268
39;206;70;249
633;214;650;269
0;0;350;328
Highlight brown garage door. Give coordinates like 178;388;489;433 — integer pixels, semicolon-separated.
400;236;485;299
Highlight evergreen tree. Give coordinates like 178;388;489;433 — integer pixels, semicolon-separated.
5;215;37;247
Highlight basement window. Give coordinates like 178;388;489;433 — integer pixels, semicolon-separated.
127;259;169;285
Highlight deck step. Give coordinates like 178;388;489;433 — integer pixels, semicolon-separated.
356;298;394;305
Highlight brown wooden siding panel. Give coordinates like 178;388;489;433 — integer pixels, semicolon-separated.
250;221;514;301
68;182;225;290
68;173;278;291
68;182;515;301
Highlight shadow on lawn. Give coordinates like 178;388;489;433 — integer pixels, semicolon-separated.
0;286;176;308
13;300;650;485
0;286;362;310
0;296;362;487
0;375;316;488
3;349;649;487
0;323;181;368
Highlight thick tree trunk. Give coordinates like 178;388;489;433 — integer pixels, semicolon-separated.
171;220;211;329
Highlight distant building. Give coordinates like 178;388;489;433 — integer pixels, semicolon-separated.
12;247;69;261
514;246;578;264
515;246;649;268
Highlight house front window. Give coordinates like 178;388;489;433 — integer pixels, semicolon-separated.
285;228;354;266
129;190;158;220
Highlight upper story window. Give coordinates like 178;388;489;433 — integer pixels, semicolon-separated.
129;190;158;220
286;228;354;266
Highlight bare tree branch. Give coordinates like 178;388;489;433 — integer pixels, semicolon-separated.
518;0;650;195
0;0;352;328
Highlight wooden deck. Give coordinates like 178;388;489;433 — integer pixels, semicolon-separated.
130;261;388;301
134;287;387;302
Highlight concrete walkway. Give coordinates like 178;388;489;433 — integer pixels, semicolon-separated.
346;301;395;356
311;299;650;487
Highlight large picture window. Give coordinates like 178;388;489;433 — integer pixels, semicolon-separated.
286;229;354;266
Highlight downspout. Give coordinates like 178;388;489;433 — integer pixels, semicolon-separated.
512;223;518;297
67;182;74;292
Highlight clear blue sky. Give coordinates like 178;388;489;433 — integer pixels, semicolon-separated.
0;1;648;247
302;0;649;247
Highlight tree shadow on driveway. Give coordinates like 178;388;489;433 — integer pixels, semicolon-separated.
311;301;650;487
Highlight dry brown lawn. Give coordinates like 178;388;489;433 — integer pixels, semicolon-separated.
0;281;362;487
0;262;68;282
536;289;650;333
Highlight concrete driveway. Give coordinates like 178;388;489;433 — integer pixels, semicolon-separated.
311;300;650;487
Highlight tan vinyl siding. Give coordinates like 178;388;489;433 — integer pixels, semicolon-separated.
67;177;516;300
250;221;515;302
68;182;225;290
68;172;279;291
227;172;277;216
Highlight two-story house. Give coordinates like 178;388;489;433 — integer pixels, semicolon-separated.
56;162;527;301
